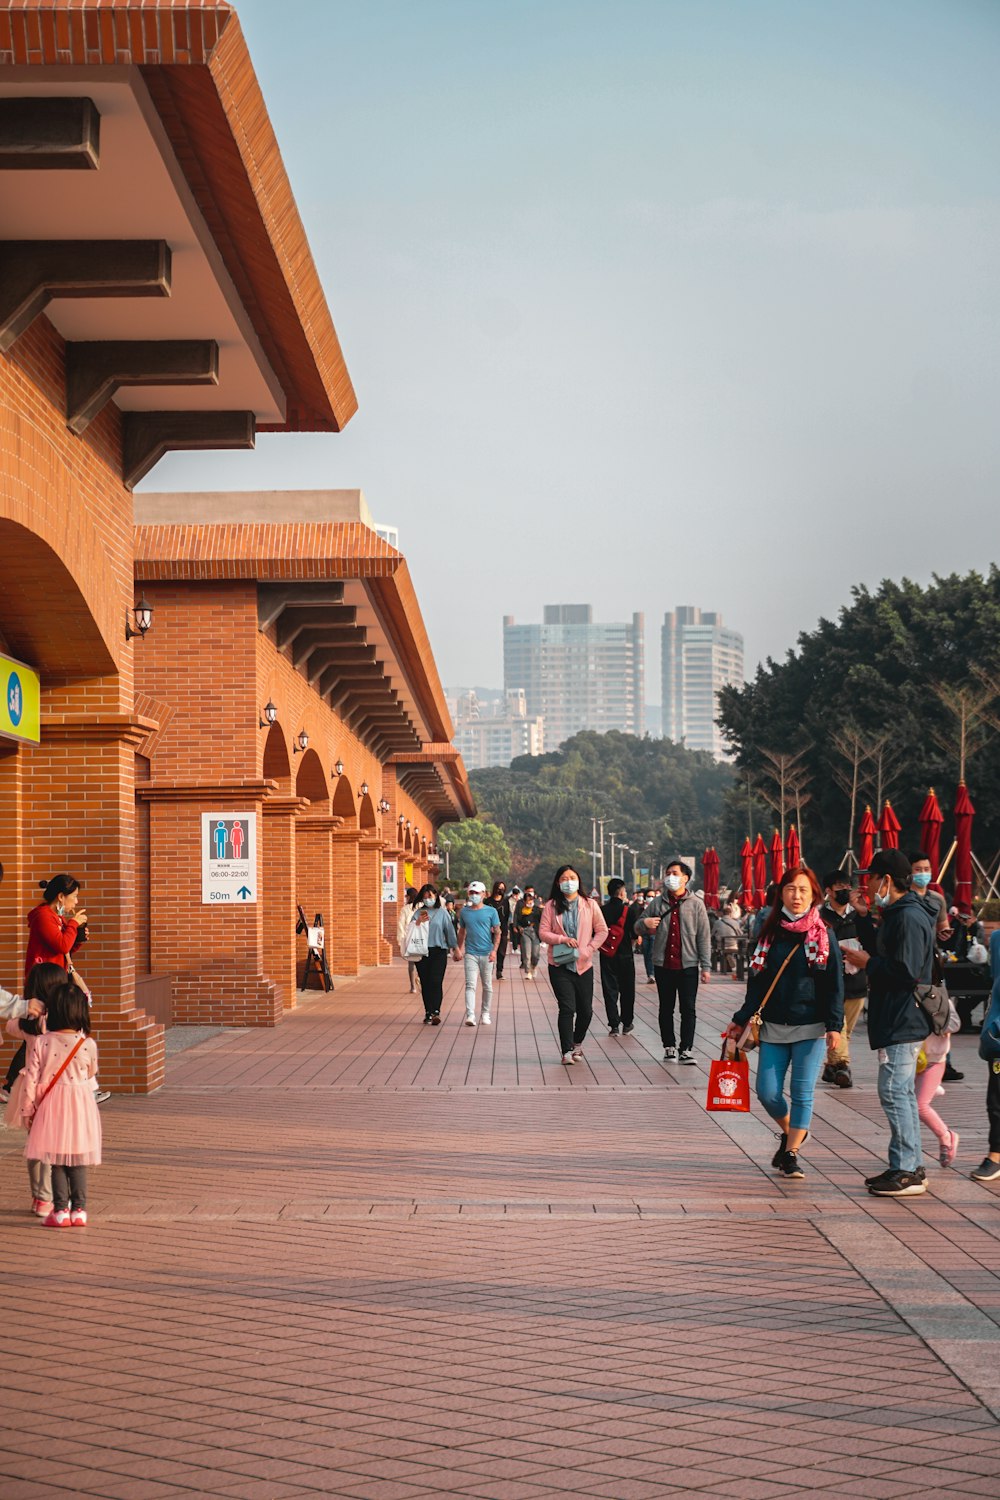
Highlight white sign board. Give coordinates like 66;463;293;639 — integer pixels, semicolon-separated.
202;813;257;904
381;859;398;904
306;925;325;951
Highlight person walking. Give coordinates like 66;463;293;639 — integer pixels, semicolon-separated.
842;849;934;1197
485;881;511;981
714;900;744;980
819;871;868;1089
397;886;421;994
638;861;712;1065
407;884;458;1025
599;878;640;1035
728;865;844;1180
511;885;542;979
971;928;1000;1181
634;891;656;985
540;865;608;1065
454;881;501;1026
21;979;101;1228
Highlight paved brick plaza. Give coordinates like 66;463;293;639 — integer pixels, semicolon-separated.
2;961;998;1499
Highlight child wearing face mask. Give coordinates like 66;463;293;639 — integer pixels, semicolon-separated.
819;871;868;1089
512;888;542;979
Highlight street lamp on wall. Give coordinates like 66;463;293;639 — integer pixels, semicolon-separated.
359;781;369;798
333;759;344;777
125;595;153;641
292;730;309;755
259;700;277;729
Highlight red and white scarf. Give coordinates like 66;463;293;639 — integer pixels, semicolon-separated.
750;906;830;974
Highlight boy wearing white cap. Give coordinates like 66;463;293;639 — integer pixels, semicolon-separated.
454;881;501;1025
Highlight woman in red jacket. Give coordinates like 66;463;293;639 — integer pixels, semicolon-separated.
3;876;94;1106
25;874;88;984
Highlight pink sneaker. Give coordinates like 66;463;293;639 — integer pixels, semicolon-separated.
69;1209;88;1228
42;1210;71;1229
33;1199;54;1217
940;1129;960;1168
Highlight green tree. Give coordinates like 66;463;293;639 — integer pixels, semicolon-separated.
716;569;1000;880
437;819;512;890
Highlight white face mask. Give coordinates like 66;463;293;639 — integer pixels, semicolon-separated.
468;892;483;906
781;904;804;921
424;897;436;908
560;879;579;895
665;875;682;893
874;882;892;909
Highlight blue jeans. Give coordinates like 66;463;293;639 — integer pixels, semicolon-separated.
642;938;655;979
877;1042;923;1172
756;1037;826;1131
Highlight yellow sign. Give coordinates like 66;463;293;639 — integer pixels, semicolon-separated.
404;861;414;886
0;653;39;745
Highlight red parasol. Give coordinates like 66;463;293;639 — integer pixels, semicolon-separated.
785;825;801;872
877;799;901;851
752;833;768;908
702;848;720;910
857;806;876;895
953;781;975;914
769;829;784;886
739;837;753;909
918;788;944;880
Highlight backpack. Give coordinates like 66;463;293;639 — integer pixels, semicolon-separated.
915;982;956;1037
600;906;628;957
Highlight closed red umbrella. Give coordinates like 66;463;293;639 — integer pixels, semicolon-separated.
918;788;944;880
858;806;876;895
752;833;767;908
769;829;784;886
954;781;975;914
739;837;753;909
703;848;720;910
878;799;901;851
785;824;801;872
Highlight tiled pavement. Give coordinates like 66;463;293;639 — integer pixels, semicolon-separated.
2;959;998;1499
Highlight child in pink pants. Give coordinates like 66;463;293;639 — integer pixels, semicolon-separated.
916;1031;959;1167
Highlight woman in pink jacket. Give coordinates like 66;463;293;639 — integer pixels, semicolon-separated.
540;865;609;1065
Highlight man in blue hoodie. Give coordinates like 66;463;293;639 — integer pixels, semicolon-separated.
971;930;1000;1182
843;849;934;1197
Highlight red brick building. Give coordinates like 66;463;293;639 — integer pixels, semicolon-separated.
0;1;472;1090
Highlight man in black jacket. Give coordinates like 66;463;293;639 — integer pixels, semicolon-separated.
819;871;868;1089
843;849;934;1197
600;878;639;1035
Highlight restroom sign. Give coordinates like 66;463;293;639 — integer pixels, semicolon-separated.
202;813;257;904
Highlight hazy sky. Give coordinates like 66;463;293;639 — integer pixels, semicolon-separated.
142;0;1000;699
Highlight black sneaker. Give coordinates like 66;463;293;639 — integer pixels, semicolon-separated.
942;1061;964;1083
868;1170;927;1197
971;1157;1000;1182
423;1015;433;1024
821;1063;837;1084
430;1013;442;1026
832;1064;853;1089
865;1167;895;1188
771;1132;788;1168
608;1025;620;1036
678;1049;697;1066
777;1151;804;1179
622;1024;634;1035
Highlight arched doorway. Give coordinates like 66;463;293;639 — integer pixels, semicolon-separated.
332;771;357;826
262;722;292;791
295;748;329;809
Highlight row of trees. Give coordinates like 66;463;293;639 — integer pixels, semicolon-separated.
439;570;1000;898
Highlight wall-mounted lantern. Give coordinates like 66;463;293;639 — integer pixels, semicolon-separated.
259;700;277;729
125;595;153;641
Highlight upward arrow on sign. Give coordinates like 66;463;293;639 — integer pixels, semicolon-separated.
237;885;252;900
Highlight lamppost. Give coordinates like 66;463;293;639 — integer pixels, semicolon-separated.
590;816;598;895
598;817;606;891
607;831;615;887
441;838;451;881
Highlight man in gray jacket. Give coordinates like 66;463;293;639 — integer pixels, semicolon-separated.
639;860;712;1064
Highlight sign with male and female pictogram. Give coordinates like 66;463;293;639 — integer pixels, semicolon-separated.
201;813;257;903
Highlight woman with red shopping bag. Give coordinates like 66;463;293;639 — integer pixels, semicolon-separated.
727;866;844;1181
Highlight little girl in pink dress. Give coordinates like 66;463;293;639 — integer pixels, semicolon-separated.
21;980;102;1228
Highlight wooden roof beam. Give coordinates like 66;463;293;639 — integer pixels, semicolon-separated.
0;240;171;353
66;340;219;435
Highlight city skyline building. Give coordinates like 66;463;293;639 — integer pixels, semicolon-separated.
503;604;644;750
661;606;744;758
452;688;544;770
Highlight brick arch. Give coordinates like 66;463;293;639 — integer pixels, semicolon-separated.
0;518;117;677
295;747;329;808
359;792;377;830
0;403;120;676
332;771;357;826
262;722;291;789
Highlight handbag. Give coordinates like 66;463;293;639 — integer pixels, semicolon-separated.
552;943;578;966
737;943;800;1051
706;1042;750;1112
403;918;429;959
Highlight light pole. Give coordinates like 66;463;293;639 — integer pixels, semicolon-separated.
598;817;606;893
631;849;639;889
590;816;598;895
441;838;451;881
607;832;615;887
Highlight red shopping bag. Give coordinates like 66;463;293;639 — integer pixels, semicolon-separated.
706;1045;750;1112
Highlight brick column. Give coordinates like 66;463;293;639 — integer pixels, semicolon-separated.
31;718;165;1093
262;795;309;1009
141;780;280;1027
295;815;340;989
358;836;387;966
330;828;363;976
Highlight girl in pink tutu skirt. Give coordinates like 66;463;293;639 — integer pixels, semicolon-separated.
21;980;101;1228
4;962;67;1216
